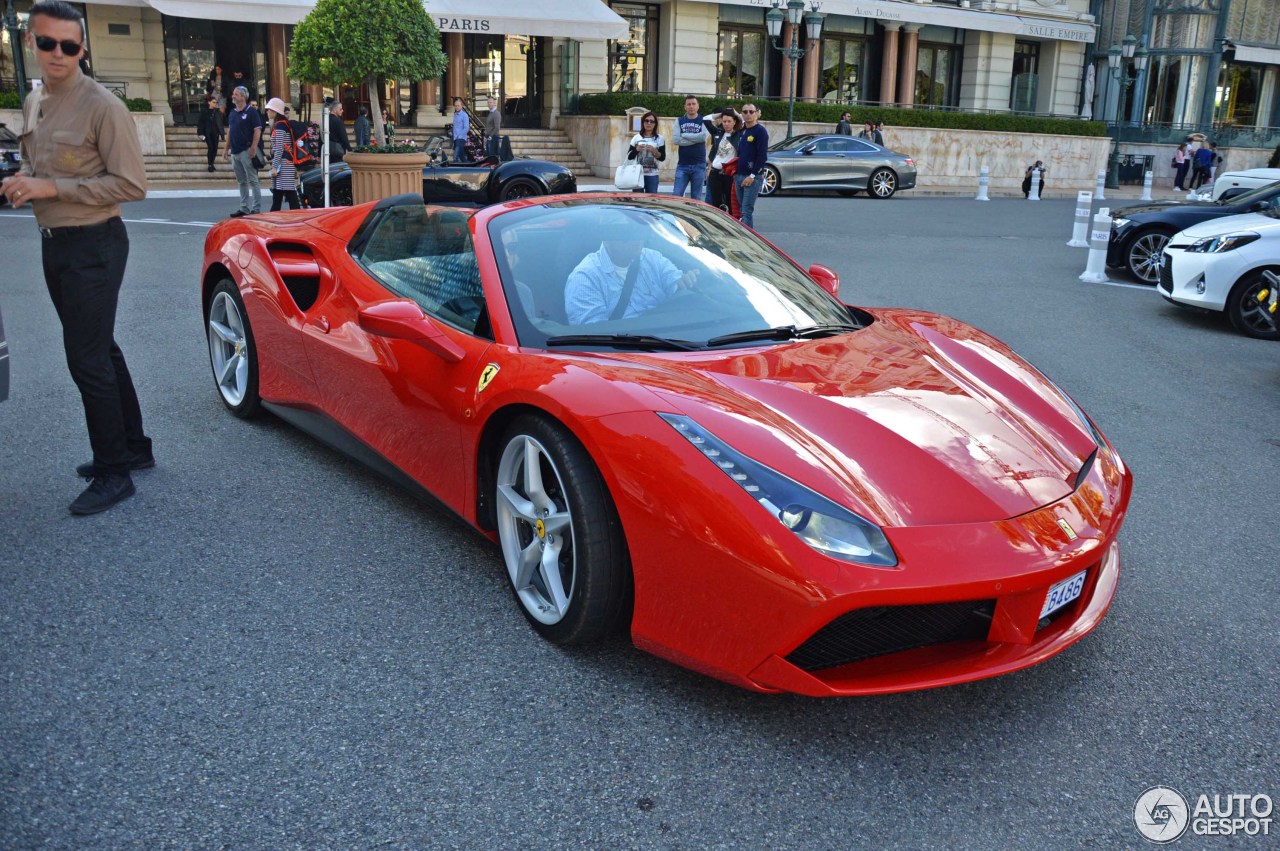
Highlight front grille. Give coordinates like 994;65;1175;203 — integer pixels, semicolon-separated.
785;600;996;672
1158;256;1174;293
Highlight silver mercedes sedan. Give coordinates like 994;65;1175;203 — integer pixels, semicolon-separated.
760;134;917;199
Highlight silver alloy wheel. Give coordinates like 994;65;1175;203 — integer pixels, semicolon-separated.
1127;232;1169;283
870;169;896;198
760;166;779;197
496;434;577;625
208;291;250;406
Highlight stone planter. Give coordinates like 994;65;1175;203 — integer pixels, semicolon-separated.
345;151;430;205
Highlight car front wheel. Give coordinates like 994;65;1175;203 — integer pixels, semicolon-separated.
1227;270;1280;340
494;415;631;644
868;168;897;199
1126;230;1172;284
207;279;261;418
499;177;541;202
759;165;780;197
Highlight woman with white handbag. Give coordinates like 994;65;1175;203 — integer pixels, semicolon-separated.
625;111;666;193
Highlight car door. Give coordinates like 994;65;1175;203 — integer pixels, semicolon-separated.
805;137;857;188
843;138;880;188
421;163;490;203
299;204;493;513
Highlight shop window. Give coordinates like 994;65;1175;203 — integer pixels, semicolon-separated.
609;2;658;93
718;26;766;97
916;43;959;107
1010;40;1039;112
1216;62;1263;127
820;35;865;103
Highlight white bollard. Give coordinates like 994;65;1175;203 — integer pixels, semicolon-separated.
975;165;990;201
1067;190;1093;247
1028;167;1042;201
1079;207;1112;284
1140;170;1153;201
1095;170;1106;201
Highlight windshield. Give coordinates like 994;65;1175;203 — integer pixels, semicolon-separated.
770;135;819;152
1223;181;1280;206
488;198;859;350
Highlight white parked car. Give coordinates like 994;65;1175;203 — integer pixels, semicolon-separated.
1207;168;1280;201
1158;212;1280;340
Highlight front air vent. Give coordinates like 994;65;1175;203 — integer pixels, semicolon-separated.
267;242;321;311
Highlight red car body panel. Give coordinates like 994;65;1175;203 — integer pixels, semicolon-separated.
201;195;1134;696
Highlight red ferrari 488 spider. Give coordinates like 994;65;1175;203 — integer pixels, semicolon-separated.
200;194;1132;696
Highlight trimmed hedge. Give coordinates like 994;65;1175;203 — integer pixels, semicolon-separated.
0;91;152;111
0;91;20;109
578;92;1106;138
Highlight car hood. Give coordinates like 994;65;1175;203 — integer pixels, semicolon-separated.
1115;200;1220;217
1178;211;1280;239
582;309;1097;528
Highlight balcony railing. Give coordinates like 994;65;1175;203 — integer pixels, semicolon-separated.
1108;121;1280;150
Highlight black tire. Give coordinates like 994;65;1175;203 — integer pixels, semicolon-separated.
868;168;897;199
494;415;631;644
332;182;353;207
759;165;780;197
206;279;262;418
1124;229;1173;284
499;177;541;202
1226;270;1280;340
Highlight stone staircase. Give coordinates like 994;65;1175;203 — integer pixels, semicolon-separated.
146;124;591;188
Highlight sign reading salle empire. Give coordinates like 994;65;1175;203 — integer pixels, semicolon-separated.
1020;22;1092;41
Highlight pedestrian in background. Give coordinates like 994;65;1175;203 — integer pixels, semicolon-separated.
197;94;223;173
734;103;769;228
1172;142;1189;191
205;65;226;113
223;84;262;216
858;120;874;140
451;97;469;162
354;105;371;147
1022;160;1046;198
1;0;151;514
484;96;502;159
1190;142;1213;190
874;120;886;145
1208;142;1222;182
835;111;853;136
327;101;350;162
627;111;666;194
265;97;299;211
707;108;742;218
671;95;709;200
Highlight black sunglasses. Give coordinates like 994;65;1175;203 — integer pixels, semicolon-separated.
34;35;83;56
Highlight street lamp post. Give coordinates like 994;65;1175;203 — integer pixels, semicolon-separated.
1105;37;1149;189
765;0;824;140
3;0;28;99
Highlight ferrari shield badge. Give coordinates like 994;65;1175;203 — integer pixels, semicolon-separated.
1056;518;1078;541
477;363;500;394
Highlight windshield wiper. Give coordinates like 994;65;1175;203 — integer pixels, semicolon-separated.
705;323;860;348
545;333;700;351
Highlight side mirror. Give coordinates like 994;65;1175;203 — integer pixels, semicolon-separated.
800;145;816;155
808;264;840;298
1251;200;1269;212
358;299;465;362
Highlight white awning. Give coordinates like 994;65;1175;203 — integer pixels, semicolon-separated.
145;0;313;23
1231;44;1280;65
424;0;629;40
710;0;1093;43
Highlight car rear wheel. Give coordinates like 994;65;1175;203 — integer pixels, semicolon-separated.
207;279;261;418
868;168;897;199
1126;230;1172;284
499;177;541;202
759;165;780;197
1226;270;1280;340
495;415;630;644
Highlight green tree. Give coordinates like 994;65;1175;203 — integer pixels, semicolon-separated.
289;0;446;147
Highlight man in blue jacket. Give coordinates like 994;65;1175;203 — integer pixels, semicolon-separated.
734;104;769;228
451;97;470;162
672;95;710;200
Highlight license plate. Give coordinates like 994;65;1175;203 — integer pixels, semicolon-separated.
1040;570;1087;619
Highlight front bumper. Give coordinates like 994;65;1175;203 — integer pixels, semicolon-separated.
1157;242;1242;312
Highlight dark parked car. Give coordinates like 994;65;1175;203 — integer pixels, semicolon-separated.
760;134;917;199
300;135;576;208
0;123;21;207
1108;181;1280;283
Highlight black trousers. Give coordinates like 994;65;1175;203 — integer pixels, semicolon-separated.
205;134;220;166
41;218;150;476
270;187;300;211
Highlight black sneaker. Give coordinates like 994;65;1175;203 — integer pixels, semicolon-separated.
69;474;136;515
229;210;247;218
76;452;155;479
208;165;216;173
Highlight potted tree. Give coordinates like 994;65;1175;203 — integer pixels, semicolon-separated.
289;0;446;204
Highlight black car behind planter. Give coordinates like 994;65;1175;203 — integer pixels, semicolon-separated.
1107;181;1280;284
0;124;21;207
300;135;577;208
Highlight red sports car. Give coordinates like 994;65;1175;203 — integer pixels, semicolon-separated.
200;193;1133;696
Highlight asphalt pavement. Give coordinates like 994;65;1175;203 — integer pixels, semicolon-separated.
1;193;1277;849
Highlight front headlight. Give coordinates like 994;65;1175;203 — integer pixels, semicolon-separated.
660;413;897;567
1112;217;1132;231
1185;232;1260;253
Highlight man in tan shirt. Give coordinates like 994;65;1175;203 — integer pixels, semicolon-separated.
0;0;152;515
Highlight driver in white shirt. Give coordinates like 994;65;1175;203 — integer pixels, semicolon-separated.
564;226;698;324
